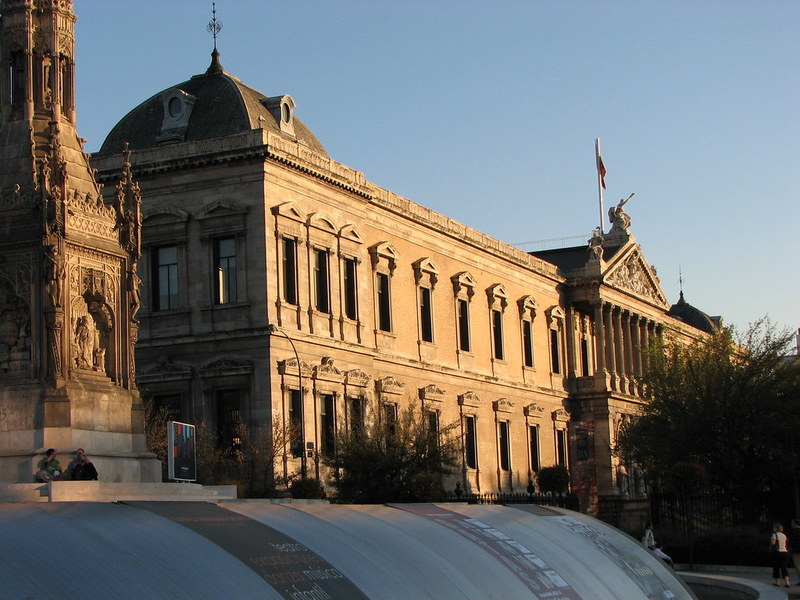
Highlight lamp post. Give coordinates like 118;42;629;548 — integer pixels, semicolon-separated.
268;324;306;479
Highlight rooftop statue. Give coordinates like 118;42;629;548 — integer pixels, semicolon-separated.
608;193;635;235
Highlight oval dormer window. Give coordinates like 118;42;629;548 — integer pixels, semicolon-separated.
281;102;291;124
168;96;183;118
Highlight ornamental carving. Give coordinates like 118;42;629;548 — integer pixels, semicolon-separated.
314;357;343;382
278;356;312;377
524;403;545;418
419;384;446;402
458;391;481;408
203;357;253;372
493;398;514;413
0;277;31;376
375;375;405;395
606;250;667;305
344;368;370;387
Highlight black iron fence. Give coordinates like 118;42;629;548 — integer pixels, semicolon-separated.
649;490;789;537
442;491;580;511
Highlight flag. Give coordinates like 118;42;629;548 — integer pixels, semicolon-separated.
595;139;607;190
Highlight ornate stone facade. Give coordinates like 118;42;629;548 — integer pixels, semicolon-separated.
87;7;714;511
0;1;158;483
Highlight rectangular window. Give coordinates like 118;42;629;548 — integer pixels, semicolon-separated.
499;421;510;471
464;415;478;469
349;396;364;432
492;309;504;360
580;338;590;377
556;428;568;466
216;390;241;453
153;245;179;311
289;389;303;458
419;287;433;343
550;329;561;374
426;410;440;451
383;402;397;434
457;298;471;352
343;257;358;320
282;237;298;305
427;410;439;436
522;320;534;367
313;248;330;314
214;237;237;304
376;272;391;332
320;394;335;457
528;425;540;472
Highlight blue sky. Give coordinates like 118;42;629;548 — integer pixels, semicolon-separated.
74;0;799;341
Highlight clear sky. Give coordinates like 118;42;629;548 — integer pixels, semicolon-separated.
73;0;799;341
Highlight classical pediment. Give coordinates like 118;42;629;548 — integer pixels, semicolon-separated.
195;199;249;219
313;357;343;382
375;375;405;395
345;368;371;387
603;246;669;308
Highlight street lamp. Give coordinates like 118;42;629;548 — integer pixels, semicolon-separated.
268;324;306;479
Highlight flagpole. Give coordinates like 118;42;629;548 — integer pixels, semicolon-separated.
595;138;605;233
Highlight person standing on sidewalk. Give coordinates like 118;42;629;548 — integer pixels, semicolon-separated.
788;519;800;585
771;522;791;588
642;521;656;550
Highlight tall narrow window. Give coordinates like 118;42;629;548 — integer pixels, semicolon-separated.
550;329;561;374
556;428;568;466
464;415;478;469
349;396;364;432
383;402;397;434
282;237;298;305
343;257;358;320
580;338;590;377
498;421;510;471
215;237;237;304
376;272;391;332
289;389;303;458
492;309;504;360
216;390;241;453
426;410;440;452
522;320;534;367
320;394;335;457
313;248;330;313
458;299;471;352
528;425;540;472
153;245;178;311
419;287;433;343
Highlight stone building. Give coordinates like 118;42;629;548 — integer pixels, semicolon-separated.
0;0;159;482
88;24;713;511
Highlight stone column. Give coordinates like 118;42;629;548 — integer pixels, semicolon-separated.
613;307;624;389
604;304;616;390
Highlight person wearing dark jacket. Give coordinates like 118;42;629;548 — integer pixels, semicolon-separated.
67;448;98;480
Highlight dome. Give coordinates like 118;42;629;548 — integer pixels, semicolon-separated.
98;51;327;157
668;291;720;334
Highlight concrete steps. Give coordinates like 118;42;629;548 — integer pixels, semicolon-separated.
0;483;51;502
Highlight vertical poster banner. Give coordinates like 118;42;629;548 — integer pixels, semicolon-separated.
168;420;196;481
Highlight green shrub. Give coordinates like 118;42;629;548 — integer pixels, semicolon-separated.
289;477;326;499
537;465;570;494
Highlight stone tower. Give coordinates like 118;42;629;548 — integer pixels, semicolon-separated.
0;0;159;482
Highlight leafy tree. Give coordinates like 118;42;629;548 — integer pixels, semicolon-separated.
324;400;460;503
617;320;800;520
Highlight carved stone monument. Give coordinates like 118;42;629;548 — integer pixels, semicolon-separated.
0;0;159;482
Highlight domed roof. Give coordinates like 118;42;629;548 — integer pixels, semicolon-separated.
98;51;327;157
667;291;720;334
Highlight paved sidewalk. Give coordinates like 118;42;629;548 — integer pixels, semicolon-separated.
677;565;800;599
